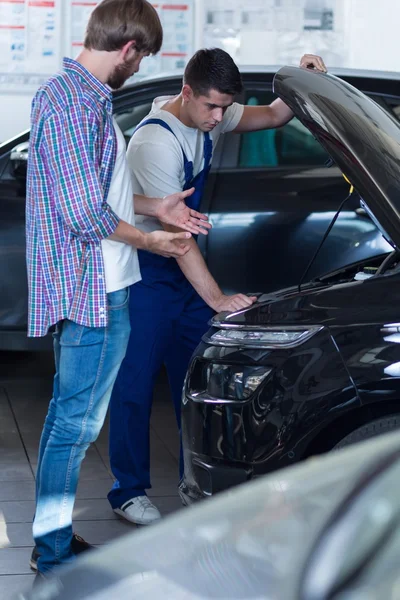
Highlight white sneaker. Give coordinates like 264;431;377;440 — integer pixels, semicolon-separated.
114;496;161;525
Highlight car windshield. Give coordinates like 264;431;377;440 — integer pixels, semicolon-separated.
298;191;393;285
360;198;396;248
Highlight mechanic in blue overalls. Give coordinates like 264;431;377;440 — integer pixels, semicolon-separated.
107;49;326;524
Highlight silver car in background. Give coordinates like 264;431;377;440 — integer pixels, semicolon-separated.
18;428;400;600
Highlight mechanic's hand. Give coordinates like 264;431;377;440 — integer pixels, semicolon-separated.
145;230;192;258
212;293;258;313
157;187;212;236
299;54;327;72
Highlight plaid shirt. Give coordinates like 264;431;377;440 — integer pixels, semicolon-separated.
26;58;120;337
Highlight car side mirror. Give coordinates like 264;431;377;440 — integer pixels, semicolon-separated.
10;141;29;179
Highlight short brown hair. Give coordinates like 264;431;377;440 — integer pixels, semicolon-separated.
84;0;162;55
184;48;243;97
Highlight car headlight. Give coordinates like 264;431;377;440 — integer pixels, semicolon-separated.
188;362;272;403
206;326;323;348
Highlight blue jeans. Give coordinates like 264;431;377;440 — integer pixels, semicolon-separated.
33;288;130;573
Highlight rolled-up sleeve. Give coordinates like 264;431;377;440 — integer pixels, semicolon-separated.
41;105;119;243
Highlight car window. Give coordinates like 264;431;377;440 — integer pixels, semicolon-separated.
114;97;221;173
238;89;330;168
115;102;153;147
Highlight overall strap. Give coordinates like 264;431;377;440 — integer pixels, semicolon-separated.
134;118;193;186
203;132;213;170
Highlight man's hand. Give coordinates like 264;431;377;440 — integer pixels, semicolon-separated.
156;188;212;236
299;54;327;72
212;293;258;313
145;230;192;258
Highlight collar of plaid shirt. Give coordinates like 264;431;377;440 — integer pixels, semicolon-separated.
26;57;120;337
63;57;113;103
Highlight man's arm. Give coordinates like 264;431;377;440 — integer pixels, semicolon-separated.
43;107;120;243
43;108;192;259
166;228;256;311
233;98;294;133
130;137;256;312
109;220;192;259
233;54;327;133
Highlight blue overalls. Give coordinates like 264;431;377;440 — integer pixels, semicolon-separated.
108;119;214;509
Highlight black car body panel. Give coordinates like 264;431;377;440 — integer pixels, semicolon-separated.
181;327;359;500
221;266;400;329
180;68;400;504
0;68;398;349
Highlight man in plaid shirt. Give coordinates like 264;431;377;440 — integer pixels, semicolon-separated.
26;0;210;580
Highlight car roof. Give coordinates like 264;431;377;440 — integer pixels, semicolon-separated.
126;65;400;90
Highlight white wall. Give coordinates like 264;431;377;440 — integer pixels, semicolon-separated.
1;0;400;144
345;0;400;71
214;0;400;72
1;94;33;143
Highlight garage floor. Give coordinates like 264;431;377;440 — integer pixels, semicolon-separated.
0;351;182;599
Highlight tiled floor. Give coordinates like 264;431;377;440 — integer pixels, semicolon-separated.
0;351;182;599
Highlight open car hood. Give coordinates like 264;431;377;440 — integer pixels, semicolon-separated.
273;66;400;249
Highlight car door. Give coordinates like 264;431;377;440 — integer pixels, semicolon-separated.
205;84;392;295
0;134;30;337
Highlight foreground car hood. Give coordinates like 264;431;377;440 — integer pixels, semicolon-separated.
273;66;400;249
22;431;400;600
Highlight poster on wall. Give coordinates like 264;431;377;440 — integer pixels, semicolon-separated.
26;1;58;72
0;0;194;93
0;0;60;91
68;0;97;58
0;0;26;72
160;3;193;71
202;0;345;68
126;2;195;81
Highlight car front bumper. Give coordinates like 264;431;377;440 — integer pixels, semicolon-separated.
179;453;253;505
180;326;360;503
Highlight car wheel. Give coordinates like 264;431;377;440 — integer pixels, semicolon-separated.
333;414;400;451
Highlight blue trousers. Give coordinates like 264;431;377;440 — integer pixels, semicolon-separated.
34;289;130;572
108;251;213;509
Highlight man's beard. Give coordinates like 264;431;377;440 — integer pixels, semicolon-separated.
107;59;135;90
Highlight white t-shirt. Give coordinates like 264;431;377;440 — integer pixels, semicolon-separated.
127;96;244;233
101;119;141;292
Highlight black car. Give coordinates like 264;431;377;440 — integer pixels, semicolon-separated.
180;66;400;505
1;67;399;350
17;430;400;600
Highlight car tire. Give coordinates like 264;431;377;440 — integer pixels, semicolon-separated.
333;414;400;451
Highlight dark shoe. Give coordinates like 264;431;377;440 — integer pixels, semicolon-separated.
30;533;94;571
